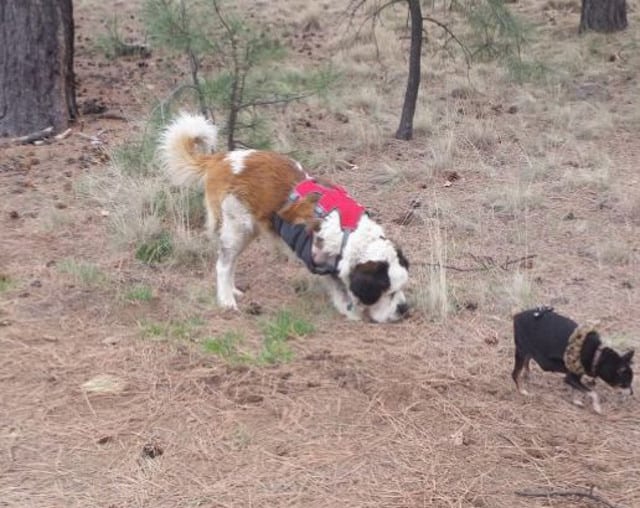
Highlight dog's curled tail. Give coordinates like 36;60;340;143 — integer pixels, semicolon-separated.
159;112;218;187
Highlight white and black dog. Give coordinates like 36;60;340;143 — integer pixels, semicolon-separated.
159;113;410;323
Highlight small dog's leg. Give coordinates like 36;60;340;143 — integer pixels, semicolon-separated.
571;393;585;407
565;373;599;411
588;391;602;414
512;351;530;396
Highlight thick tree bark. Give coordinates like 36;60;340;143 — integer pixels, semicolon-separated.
579;0;627;33
395;0;422;141
0;0;77;137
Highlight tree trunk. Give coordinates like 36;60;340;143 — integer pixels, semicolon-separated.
579;0;627;33
0;0;77;137
395;0;423;141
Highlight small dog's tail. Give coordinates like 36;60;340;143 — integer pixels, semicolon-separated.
159;112;218;187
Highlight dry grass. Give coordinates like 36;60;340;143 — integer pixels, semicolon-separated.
2;0;640;507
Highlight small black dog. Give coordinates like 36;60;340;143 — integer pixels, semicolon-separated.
512;306;634;413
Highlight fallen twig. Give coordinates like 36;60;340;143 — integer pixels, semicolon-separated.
421;254;536;273
54;128;73;140
16;126;54;144
76;130;105;146
93;113;128;121
515;486;623;508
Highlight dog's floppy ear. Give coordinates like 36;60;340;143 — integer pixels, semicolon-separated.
622;349;635;363
349;261;390;305
277;192;322;231
396;247;409;270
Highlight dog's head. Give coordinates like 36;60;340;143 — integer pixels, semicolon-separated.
348;243;409;323
598;348;634;391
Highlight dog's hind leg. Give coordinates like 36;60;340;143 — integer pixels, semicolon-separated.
512;350;530;396
216;196;256;310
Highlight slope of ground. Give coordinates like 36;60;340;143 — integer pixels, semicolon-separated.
1;1;639;507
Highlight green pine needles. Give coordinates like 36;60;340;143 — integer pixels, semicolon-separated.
465;0;548;83
143;0;336;148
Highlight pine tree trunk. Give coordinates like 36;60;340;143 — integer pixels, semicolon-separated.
395;0;422;141
0;0;77;137
579;0;627;33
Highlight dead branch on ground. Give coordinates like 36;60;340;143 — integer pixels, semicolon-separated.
15;126;54;144
422;254;536;273
515;486;623;508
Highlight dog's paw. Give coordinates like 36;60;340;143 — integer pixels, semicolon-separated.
518;388;531;397
588;392;603;415
217;297;239;311
233;287;245;297
572;396;585;407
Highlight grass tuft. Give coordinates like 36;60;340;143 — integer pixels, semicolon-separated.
57;259;108;287
202;332;252;364
124;284;154;302
0;274;13;293
258;310;314;365
135;230;174;264
414;216;453;320
139;316;205;342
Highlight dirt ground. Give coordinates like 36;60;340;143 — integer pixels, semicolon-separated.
1;1;640;507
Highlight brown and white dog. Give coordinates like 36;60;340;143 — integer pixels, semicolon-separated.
159;113;410;323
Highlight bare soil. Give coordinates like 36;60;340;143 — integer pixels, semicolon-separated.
1;1;639;507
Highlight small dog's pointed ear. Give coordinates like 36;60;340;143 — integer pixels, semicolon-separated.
622;349;635;363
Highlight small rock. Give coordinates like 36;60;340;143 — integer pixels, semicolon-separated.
141;442;163;459
507;105;518;114
81;374;126;394
81;98;107;115
334;112;349;123
464;301;478;311
443;170;460;181
97;435;113;445
239;393;264;404
245;302;263;316
451;87;472;99
563;211;576;220
9;210;20;219
102;336;121;346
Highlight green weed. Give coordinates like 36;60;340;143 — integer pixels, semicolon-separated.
124;284;154;302
139;316;205;341
0;274;13;293
135;230;174;264
57;259;107;286
202;332;252;364
258;310;314;365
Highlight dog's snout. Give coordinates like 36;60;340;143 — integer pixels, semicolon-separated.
397;302;410;316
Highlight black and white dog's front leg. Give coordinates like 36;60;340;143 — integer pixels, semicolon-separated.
564;373;602;414
322;276;361;321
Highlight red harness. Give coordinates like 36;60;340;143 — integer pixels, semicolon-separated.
290;179;365;230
